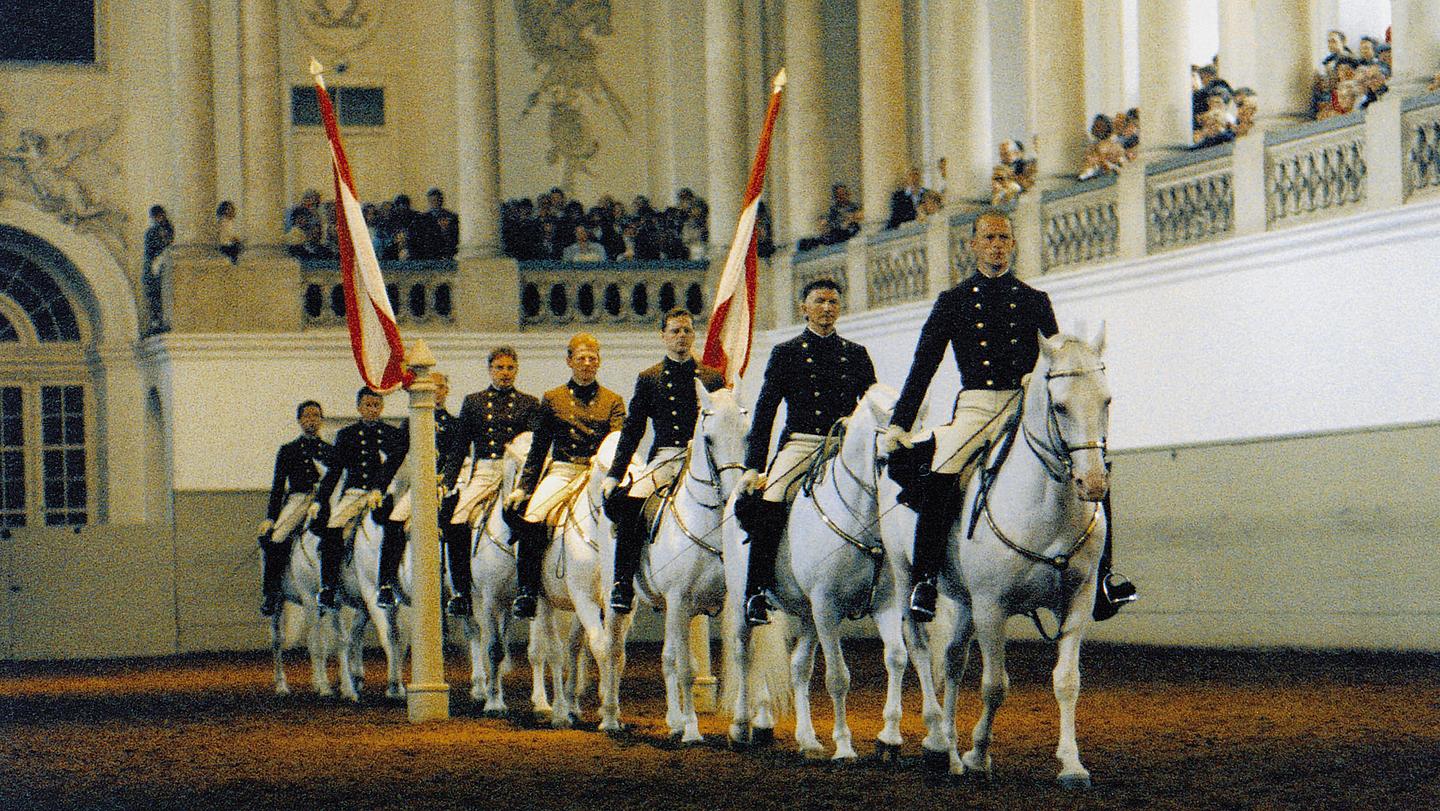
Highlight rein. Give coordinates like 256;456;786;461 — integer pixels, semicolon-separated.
807;419;887;620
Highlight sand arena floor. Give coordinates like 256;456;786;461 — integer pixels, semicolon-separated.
2;638;1437;810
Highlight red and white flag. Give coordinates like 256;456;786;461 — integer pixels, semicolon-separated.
312;59;412;394
703;69;786;386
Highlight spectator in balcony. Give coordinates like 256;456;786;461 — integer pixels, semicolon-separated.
887;166;927;230
1193;91;1237;149
915;190;944;223
1191;62;1233;124
1357;63;1390;110
1233;89;1258;137
1318;56;1362;119
990;140;1036;207
290;220;336;260
1321;30;1353;75
143;204;173;333
1357;36;1385;72
216;200;243;264
824;183;862;244
388;194;417;255
562;225;606;262
755;200;776;258
410;188;460;260
680;198;709;259
1115;109;1140;160
1078;114;1125;180
286;189;321;235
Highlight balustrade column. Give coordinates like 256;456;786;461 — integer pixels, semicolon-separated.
1137;0;1193;149
706;0;748;251
1024;0;1086;181
857;0;908;224
239;0;286;248
932;0;992;202
455;0;501;257
167;0;217;249
1392;1;1440;93
782;0;829;244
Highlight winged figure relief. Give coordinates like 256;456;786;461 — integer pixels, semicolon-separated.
513;0;632;190
1;116;122;226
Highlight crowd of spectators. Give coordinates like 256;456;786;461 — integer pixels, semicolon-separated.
1312;29;1392;120
991;140;1037;206
498;187;745;262
1190;61;1254;149
285;187;460;261
1076;107;1140;180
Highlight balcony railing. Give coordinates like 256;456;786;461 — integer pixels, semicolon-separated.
1402;89;1440;201
865;222;929;309
1146;143;1234;253
300;259;456;327
1040;175;1120;272
1265;112;1367;228
516;259;709;329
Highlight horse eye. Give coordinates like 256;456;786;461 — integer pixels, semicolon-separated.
701;409;714;417
738;408;749;415
1055;403;1069;415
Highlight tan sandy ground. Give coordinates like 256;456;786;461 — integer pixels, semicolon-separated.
2;639;1437;810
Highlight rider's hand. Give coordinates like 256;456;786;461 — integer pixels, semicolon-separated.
879;424;911;456
256;519;274;537
367;490;385;509
601;476;620;501
739;469;762;495
437;484;449;501
505;488;529;510
306;503;320;521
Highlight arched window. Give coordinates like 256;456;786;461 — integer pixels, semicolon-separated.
0;233;92;527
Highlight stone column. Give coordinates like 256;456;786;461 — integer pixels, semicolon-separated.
167;0;217;249
1252;1;1313;122
1025;0;1087;180
1392;1;1440;92
404;341;449;723
1083;0;1128;123
1218;0;1259;91
782;0;829;243
706;0;748;249
454;0;501;257
239;0;286;248
1137;0;1193;149
932;0;992;203
857;0;908;224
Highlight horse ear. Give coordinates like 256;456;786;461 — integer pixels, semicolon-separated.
1038;331;1059;358
1090;322;1107;355
695;378;713;410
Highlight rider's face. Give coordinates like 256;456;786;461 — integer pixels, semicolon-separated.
297;405;323;436
661;314;695;359
801;288;841;334
970;215;1015;278
357;394;384;423
490;355;518;390
568;346;600;386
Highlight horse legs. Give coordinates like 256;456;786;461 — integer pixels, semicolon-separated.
309;609;337;697
270;611;290;696
1053;630;1091;787
338;607;368;702
960;609;1008;777
903;614;948;756
661;601;699;742
525;611;554;717
371;604;406;700
789;616;824;757
938;606;975;774
725;608;754;748
872;603;910;751
812;609;856;761
574;598;621;732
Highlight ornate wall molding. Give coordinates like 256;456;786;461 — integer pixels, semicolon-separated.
287;1;385;58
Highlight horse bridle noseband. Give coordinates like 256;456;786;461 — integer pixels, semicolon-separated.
667;408;747;556
1022;363;1109;484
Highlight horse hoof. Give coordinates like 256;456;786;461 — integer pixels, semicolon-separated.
668;730;685;743
274;685;291;697
482;707;508;719
750;726;775;748
551;716;573;730
727;735;748;753
386;686;406;700
831;751;858;765
1057;773;1092;790
874;740;903;765
604;724;631;739
920;746;949;774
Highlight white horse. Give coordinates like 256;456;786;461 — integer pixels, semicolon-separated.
918;331;1112;786
458;432;567;717
532;431;632;730
723;384;910;760
266;529;364;699
348;508;413;700
628;384;749;743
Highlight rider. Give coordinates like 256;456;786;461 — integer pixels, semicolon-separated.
374;370;456;609
739;278;877;626
311;387;408;612
602;308;726;614
504;333;626;619
256;399;335;616
885;208;1137;622
439;347;541;617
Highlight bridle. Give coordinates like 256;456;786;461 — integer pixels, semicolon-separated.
1021;361;1109;484
666;406;747;556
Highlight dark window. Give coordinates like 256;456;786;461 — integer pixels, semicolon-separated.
0;1;96;64
576;283;595;317
630;283;649;317
0;248;81;341
432;284;452;318
292;85;386;127
0;387;23;527
40;385;85;526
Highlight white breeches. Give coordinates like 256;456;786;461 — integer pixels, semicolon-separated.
621;446;686;499
329;488;372;529
523;461;590;524
269;493;313;541
761;433;826;503
451;459;504;525
913;389;1021;476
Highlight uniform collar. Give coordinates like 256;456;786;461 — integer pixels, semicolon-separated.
803;326;839;342
568;379;600;402
662;356;696;372
968;270;1015;290
487;385;514;395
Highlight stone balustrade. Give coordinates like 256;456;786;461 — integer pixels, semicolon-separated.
516;260;709;329
300;259;457;328
1264;112;1368;228
865;222;929;309
1402;90;1440;201
1146;144;1235;253
1040;175;1120;272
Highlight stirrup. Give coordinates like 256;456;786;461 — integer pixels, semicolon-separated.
1093;573;1138;622
909;578;938;623
446;594;472;617
316;587;340;612
743;592;773;627
512;591;537;619
608;581;634;615
376;584;397;609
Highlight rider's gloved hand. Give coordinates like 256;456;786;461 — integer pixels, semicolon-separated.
601;476;620;501
738;469;763;495
256;519;274;538
306;503;321;521
504;488;529;510
366;489;385;509
878;424;911;456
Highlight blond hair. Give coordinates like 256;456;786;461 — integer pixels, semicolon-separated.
567;333;600;357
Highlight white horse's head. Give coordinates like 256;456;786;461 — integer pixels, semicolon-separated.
502;431;535;493
842;383;899;470
693;381;751;500
1027;327;1111;502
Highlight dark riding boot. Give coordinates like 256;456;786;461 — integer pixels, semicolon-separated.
259;537;293;616
376;520;407;609
909;472;963;623
742;500;789;627
1092;491;1138;621
444;521;474;617
512;520;546;618
609;496;646;615
317;527;343;611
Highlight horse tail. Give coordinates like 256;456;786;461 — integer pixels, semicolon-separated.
719;597;794;721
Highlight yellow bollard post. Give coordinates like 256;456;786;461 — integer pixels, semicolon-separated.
404;339;449;722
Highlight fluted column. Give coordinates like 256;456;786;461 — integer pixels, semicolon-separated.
932;0;992;202
782;0;829;242
167;0;216;248
1249;1;1313;122
239;0;285;248
1025;0;1086;179
1137;0;1193;149
857;0;908;223
705;0;747;249
1392;1;1440;92
455;0;501;256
